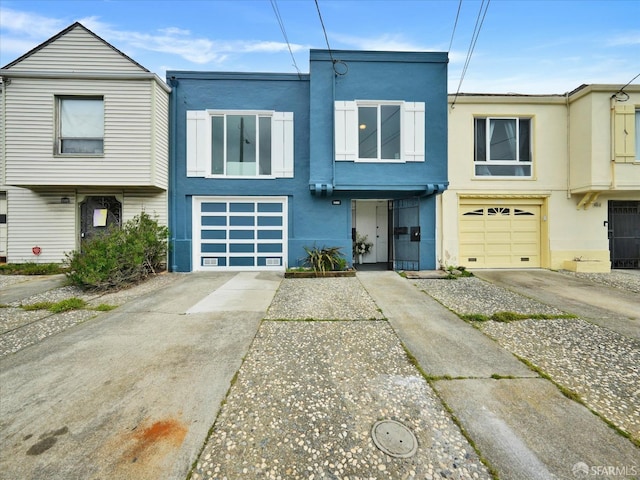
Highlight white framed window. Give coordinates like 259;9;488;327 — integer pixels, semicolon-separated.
56;97;104;155
474;117;532;177
187;110;294;178
335;101;425;162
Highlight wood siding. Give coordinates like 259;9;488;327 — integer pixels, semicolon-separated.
3;77;168;188
7;26;145;73
6;188;77;263
5;188;167;264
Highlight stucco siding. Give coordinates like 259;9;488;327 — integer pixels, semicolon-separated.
3;77;164;188
6;27;144;73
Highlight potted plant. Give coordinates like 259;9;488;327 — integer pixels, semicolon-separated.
353;232;373;264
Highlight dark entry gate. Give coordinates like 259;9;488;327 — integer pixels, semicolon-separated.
80;196;122;244
393;198;420;270
608;200;640;269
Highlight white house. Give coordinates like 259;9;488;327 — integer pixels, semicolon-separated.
0;23;170;264
440;84;640;271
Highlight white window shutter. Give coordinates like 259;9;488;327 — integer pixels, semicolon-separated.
403;102;425;162
614;104;635;162
335;101;358;161
186;110;209;177
272;111;294;178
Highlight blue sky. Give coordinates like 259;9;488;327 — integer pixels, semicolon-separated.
1;0;638;94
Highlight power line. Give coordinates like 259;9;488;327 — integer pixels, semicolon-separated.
451;0;491;108
314;0;347;75
270;0;302;78
448;0;463;52
314;0;334;62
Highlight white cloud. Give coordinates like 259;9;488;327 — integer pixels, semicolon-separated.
0;8;64;38
606;31;640;47
331;32;431;52
1;8;308;68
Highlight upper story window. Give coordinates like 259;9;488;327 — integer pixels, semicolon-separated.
187;110;294;178
358;104;401;160
335;101;425;162
57;97;104;155
212;113;272;176
474;117;532;177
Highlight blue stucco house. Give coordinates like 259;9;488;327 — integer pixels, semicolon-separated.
167;49;448;272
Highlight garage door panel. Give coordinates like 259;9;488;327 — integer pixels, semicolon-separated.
459;202;541;268
194;196;288;271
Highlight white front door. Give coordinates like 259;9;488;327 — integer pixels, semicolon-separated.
353;200;388;264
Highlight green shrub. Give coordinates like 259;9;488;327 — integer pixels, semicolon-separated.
64;212;168;291
302;245;346;273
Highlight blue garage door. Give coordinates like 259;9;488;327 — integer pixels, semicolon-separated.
193;196;287;271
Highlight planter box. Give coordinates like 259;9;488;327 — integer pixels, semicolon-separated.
563;260;611;273
285;270;356;278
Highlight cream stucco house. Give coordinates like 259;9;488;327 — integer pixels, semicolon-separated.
440;84;640;271
0;23;170;264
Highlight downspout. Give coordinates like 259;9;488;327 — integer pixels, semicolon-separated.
566;91;572;199
332;63;336;192
167;76;178;271
609;94;617;189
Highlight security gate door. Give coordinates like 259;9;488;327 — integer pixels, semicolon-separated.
80;196;122;244
393;198;420;271
608;201;640;269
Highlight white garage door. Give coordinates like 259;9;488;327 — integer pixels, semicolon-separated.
193;196;287;271
459;203;541;268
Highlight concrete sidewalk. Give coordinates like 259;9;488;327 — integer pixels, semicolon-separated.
0;272;281;480
358;271;639;480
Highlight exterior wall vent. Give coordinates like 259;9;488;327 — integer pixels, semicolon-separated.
265;258;281;266
203;258;218;266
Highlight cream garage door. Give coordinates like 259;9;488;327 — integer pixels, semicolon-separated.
459;204;541;268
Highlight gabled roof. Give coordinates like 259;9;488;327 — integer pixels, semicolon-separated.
2;22;149;72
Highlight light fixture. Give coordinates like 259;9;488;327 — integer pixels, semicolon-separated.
359;124;367;130
60;197;70;204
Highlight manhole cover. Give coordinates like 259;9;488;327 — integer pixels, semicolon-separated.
371;420;418;458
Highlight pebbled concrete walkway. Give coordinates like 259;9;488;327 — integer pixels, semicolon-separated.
359;271;640;480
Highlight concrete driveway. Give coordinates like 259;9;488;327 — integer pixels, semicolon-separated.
0;272;281;480
473;269;640;340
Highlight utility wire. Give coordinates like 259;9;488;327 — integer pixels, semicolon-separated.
270;0;302;78
314;0;347;75
314;0;334;62
451;0;491;108
448;0;463;52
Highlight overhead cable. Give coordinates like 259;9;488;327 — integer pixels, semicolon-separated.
270;0;302;78
448;0;463;52
451;0;491;108
314;0;347;75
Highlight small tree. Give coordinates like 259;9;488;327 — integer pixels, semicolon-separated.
65;212;168;291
